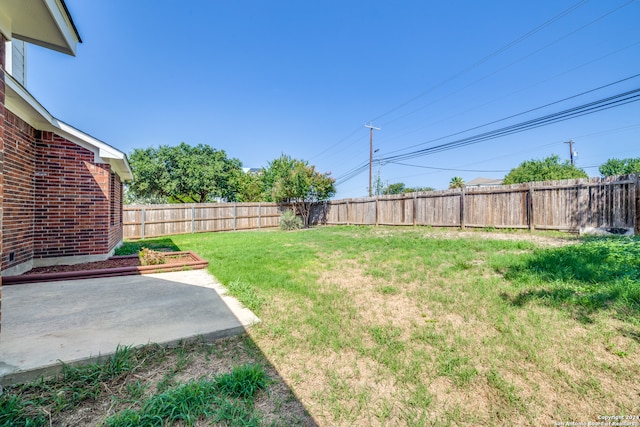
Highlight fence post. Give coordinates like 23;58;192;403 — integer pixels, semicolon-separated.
528;186;535;230
258;203;261;230
191;205;195;234
460;188;465;229
375;197;379;226
346;201;350;225
234;204;237;231
141;207;146;240
413;193;417;226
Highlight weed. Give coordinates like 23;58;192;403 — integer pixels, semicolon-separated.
0;394;47;427
486;368;525;410
379;284;399;294
215;364;270;399
125;380;147;400
105;377;262;426
279;209;303;230
226;280;265;312
138;247;167;266
500;236;640;323
115;237;180;255
436;350;477;386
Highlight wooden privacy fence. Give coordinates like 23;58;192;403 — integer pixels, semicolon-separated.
123;175;639;239
123;203;282;239
323;175;639;233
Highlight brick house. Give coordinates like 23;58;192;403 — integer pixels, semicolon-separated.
0;1;133;330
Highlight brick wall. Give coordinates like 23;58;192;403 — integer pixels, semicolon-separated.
2;111;35;270
108;172;123;250
0;33;6;333
33;131;112;260
1;117;125;274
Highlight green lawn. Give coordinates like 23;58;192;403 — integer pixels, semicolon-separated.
123;226;640;425
3;226;639;426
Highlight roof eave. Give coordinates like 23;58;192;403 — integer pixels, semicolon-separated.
1;0;82;56
4;75;133;181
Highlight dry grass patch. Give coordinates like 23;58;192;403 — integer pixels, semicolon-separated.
232;227;639;426
2;337;316;427
7;227;636;426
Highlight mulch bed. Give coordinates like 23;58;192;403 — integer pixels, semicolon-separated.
25;254;193;275
4;252;209;285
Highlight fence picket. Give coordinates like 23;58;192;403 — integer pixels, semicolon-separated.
123;175;638;239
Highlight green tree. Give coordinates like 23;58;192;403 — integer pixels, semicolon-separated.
403;186;435;193
373;171;384;196
599;157;640;176
263;154;336;227
503;155;587;185
128;143;243;203
123;184;168;205
449;176;465;189
383;182;405;195
233;169;264;202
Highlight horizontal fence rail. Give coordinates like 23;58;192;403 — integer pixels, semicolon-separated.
123;203;282;239
322;175;639;233
123;175;638;239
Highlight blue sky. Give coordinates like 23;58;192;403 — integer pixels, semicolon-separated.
27;0;640;198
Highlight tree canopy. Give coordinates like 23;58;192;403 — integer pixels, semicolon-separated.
599;157;640;177
377;182;435;195
128;143;243;203
503;155;587;185
449;177;465;189
404;186;435;193
262;154;335;226
233;169;264;202
383;182;406;195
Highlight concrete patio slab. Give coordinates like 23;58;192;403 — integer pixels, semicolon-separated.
0;270;260;385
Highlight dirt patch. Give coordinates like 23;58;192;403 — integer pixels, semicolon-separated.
369;226;578;247
253;245;640;426
15;337;316;427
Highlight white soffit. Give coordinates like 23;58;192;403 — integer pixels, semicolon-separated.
0;0;81;55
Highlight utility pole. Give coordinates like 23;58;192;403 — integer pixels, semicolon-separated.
365;122;380;197
565;139;575;166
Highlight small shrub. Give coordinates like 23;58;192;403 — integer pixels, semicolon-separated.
279;210;303;230
139;247;167;266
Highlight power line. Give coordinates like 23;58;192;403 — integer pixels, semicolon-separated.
369;0;590;123
380;87;640;164
308;125;363;162
382;72;640;157
376;0;636;130
329;2;637;183
377;40;640;145
387;162;510;173
334;86;640;187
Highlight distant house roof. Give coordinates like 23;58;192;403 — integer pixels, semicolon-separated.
466;177;504;187
242;167;262;174
0;0;82;56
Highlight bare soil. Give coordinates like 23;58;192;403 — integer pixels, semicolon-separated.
44;337;316;426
